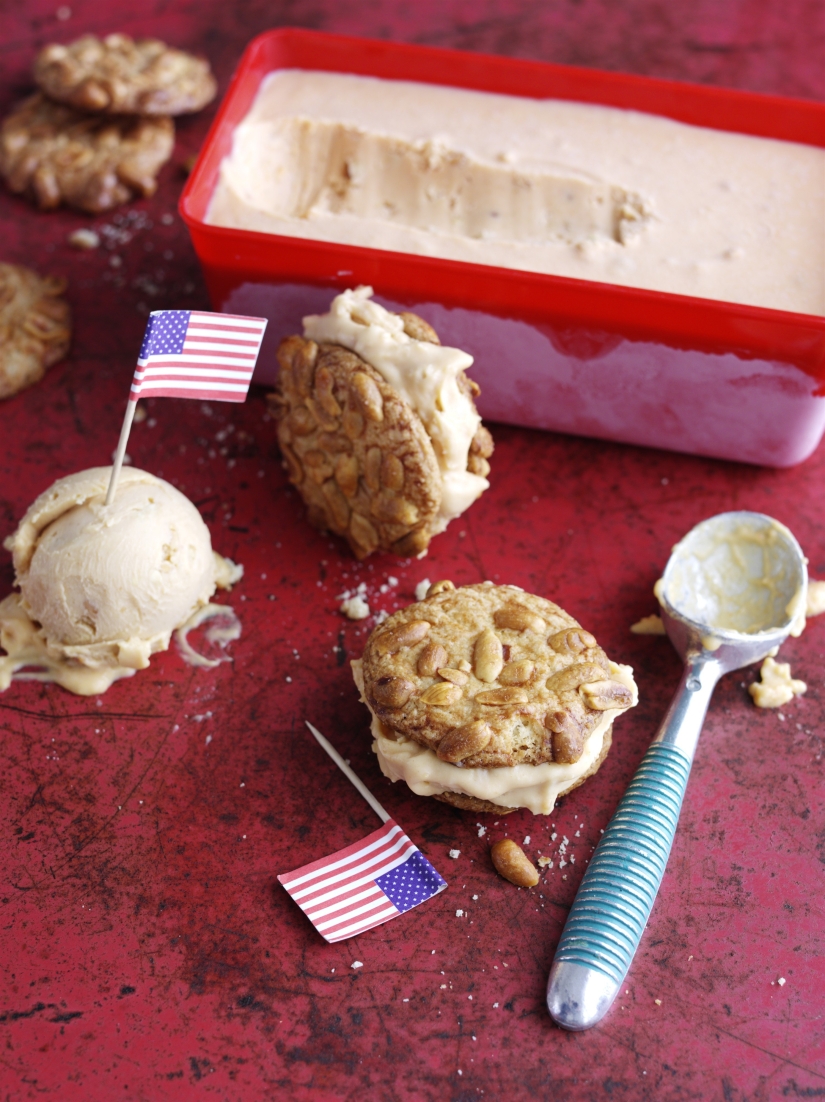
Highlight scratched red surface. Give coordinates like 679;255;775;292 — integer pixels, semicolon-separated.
2;2;825;1099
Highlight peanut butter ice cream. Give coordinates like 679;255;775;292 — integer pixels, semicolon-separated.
0;467;242;695
208;70;825;315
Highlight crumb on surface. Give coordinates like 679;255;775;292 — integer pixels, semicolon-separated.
351;961;363;970
749;657;806;708
806;580;825;617
68;227;100;249
449;849;460;859
778;976;786;986
415;578;431;601
340;595;370;620
630;613;666;635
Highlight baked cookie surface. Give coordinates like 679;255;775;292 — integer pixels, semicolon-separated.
269;335;444;559
34;34;216;116
0;93;174;212
0;263;71;400
361;582;635;769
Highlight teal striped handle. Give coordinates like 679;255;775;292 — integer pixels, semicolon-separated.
554;741;691;983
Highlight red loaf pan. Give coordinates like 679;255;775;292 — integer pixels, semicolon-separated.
180;28;825;467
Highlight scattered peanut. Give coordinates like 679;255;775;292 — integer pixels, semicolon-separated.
499;659;535;685
490;839;539;888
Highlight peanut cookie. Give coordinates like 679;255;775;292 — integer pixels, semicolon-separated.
0;263;71;399
0;93;174;212
361;581;636;770
268;335;444;559
34;34;216;116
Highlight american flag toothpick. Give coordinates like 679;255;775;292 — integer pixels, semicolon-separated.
276;723;447;943
106;309;267;505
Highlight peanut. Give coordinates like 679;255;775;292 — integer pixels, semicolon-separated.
372;676;416;709
342;403;364;440
315;365;342;417
419;682;462;706
364;446;382;492
381;452;405;492
493;607;546;634
426;580;455;598
334;453;359;498
580;680;633;711
476;687;530;705
490;839;539;888
437;668;469;686
499;659;535;685
417;642;448;678
321;479;350;529
349;512;379;558
548;627;597;655
352;371;384;421
546;663;605;693
545;710;585;763
375;619;431;656
436;721;493;763
474;628;503;683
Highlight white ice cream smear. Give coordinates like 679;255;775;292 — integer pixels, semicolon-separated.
0;467;242;695
304;286;488;530
655;515;807;639
352;658;637;814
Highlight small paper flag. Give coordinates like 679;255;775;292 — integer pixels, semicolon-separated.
278;819;447;943
130;309;267;402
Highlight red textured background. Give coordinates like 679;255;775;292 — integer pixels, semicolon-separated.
1;2;825;1099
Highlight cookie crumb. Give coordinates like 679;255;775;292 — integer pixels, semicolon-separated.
777;976;786;986
749;657;806;708
538;856;552;868
806;580;825;617
631;614;666;635
351;961;363;970
415;578;431;601
654;998;662;1006
449;849;460;859
340;596;370;620
456;909;464;917
68;227;100;249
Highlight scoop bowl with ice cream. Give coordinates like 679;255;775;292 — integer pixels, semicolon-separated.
547;511;807;1031
0;466;242;695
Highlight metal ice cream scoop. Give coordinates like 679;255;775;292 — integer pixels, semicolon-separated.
547;511;807;1031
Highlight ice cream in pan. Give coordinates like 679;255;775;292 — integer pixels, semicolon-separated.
269;286;493;558
0;466;242;695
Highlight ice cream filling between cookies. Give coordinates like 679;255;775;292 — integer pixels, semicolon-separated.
352;658;637;814
304;287;488;529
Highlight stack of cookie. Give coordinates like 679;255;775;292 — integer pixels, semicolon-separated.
0;33;216;213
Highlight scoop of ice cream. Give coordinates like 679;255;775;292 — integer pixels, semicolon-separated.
1;466;242;694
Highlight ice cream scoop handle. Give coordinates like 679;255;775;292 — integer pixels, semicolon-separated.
547;659;719;1031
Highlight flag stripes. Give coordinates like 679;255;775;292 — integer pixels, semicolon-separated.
279;820;446;943
130;309;267;402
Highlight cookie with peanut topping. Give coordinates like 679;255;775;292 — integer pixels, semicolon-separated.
358;581;637;813
0;93;173;213
34;34;216;116
269;337;443;558
0;262;71;399
269;288;493;559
